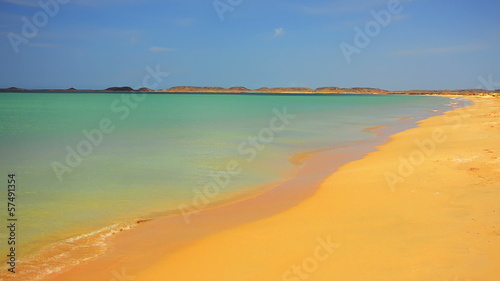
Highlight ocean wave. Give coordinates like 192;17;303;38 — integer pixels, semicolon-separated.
0;222;136;281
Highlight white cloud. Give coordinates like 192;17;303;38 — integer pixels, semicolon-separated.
392;44;486;56
149;46;175;52
273;27;284;38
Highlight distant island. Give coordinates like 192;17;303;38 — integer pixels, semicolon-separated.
1;86;499;96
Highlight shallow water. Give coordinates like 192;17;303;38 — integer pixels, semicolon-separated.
0;93;455;264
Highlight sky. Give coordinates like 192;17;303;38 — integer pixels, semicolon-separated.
0;0;499;90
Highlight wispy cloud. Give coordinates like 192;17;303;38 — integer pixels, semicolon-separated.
0;10;22;21
0;23;14;30
392;14;409;22
295;0;387;15
329;13;410;31
28;43;61;48
175;18;196;27
392;44;487;56
273;27;284;38
71;0;154;7
87;28;143;44
149;46;175;52
295;0;417;15
0;0;39;7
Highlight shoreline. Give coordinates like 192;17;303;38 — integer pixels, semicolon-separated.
40;124;396;281
0;95;473;280
31;97;464;281
1;87;499;97
132;95;498;281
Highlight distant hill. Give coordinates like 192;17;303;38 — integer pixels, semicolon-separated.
4;87;24;91
0;86;498;96
105;86;135;92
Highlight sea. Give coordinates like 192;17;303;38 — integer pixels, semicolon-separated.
0;92;465;280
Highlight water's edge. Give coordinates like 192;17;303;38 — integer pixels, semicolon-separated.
0;96;470;281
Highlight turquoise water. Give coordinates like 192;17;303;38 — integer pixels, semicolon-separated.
0;92;454;261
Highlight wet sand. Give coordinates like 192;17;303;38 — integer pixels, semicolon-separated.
131;97;499;281
45;123;397;281
40;96;500;281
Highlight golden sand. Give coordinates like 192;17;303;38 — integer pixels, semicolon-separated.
45;97;499;281
132;97;499;281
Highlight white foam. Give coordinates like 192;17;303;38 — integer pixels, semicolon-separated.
0;222;137;281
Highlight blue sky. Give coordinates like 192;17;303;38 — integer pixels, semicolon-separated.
0;0;499;90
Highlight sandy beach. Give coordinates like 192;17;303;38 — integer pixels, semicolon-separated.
2;0;499;279
131;96;499;281
44;96;499;281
